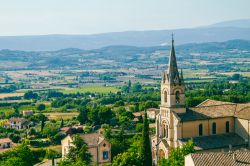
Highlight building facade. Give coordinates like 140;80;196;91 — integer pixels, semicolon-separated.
4;117;29;130
151;36;250;164
61;133;111;166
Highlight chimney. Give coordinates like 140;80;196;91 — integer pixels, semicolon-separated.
233;153;237;162
229;144;232;152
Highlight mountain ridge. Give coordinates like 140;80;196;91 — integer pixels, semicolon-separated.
0;19;250;51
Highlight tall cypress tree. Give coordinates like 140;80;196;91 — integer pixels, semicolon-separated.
60;118;64;128
141;111;152;166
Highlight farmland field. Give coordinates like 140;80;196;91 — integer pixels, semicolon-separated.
61;85;119;94
0;93;24;99
42;112;79;120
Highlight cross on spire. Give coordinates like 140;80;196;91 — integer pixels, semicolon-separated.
172;33;174;45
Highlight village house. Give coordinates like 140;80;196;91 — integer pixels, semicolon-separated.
185;150;250;166
60;126;83;135
61;133;111;165
22;110;34;116
151;36;250;164
0;138;13;153
146;108;160;120
4;117;29;130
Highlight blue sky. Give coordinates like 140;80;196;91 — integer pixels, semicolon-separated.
0;0;249;36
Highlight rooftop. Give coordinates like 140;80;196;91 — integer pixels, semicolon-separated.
177;99;250;122
0;138;12;144
79;133;105;147
179;133;246;151
9;117;27;123
188;150;250;166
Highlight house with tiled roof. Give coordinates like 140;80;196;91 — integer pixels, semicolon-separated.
4;117;29;130
22;110;34;116
0;138;13;153
147;108;160;119
61;132;111;165
185;150;250;166
151;36;250;165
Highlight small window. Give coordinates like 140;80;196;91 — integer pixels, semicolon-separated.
162;125;166;137
226;121;230;133
164;91;168;103
103;151;109;160
103;143;106;147
176;91;180;104
199;124;203;136
212;122;216;134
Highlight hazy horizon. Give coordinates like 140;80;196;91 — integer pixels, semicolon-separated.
0;0;249;36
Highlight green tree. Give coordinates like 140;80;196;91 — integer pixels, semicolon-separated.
77;106;88;124
131;82;142;92
60;118;64;128
61;135;92;165
37;104;46;111
158;140;194;166
112;152;141;166
0;144;35;166
24;91;38;100
140;112;152;166
0;157;26;166
45;149;60;159
42;122;60;137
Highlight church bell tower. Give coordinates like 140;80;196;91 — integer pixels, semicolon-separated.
161;34;185;112
153;34;186;163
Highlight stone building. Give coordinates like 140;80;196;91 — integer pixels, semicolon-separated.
0;138;12;149
61;133;111;165
185;150;250;166
0;138;13;153
4;117;29;130
151;36;250;164
22;110;34;116
147;108;160;120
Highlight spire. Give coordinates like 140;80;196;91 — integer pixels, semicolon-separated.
167;33;183;84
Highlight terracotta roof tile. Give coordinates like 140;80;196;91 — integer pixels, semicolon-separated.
180;133;246;151
196;99;235;107
9;117;27;123
177;99;250;121
0;138;12;144
79;133;104;147
190;150;250;166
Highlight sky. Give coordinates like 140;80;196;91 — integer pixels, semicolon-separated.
0;0;249;36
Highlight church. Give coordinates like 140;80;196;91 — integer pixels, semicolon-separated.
151;36;250;164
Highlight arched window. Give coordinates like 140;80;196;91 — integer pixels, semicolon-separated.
165;125;168;138
199;124;203;136
163;125;166;137
175;91;180;104
212;122;216;134
226;121;230;133
164;91;168;103
161;124;168;138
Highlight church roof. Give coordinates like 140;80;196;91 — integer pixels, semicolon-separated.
188;150;250;166
177;99;250;122
164;34;184;84
235;103;250;120
179;133;246;151
196;99;235;107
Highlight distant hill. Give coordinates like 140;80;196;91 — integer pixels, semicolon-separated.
0;19;250;51
208;19;250;28
0;39;249;71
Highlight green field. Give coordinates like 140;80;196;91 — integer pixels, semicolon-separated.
42;112;79;120
61;85;119;94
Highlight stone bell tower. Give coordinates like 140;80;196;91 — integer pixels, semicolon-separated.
154;34;186;162
161;34;185;112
